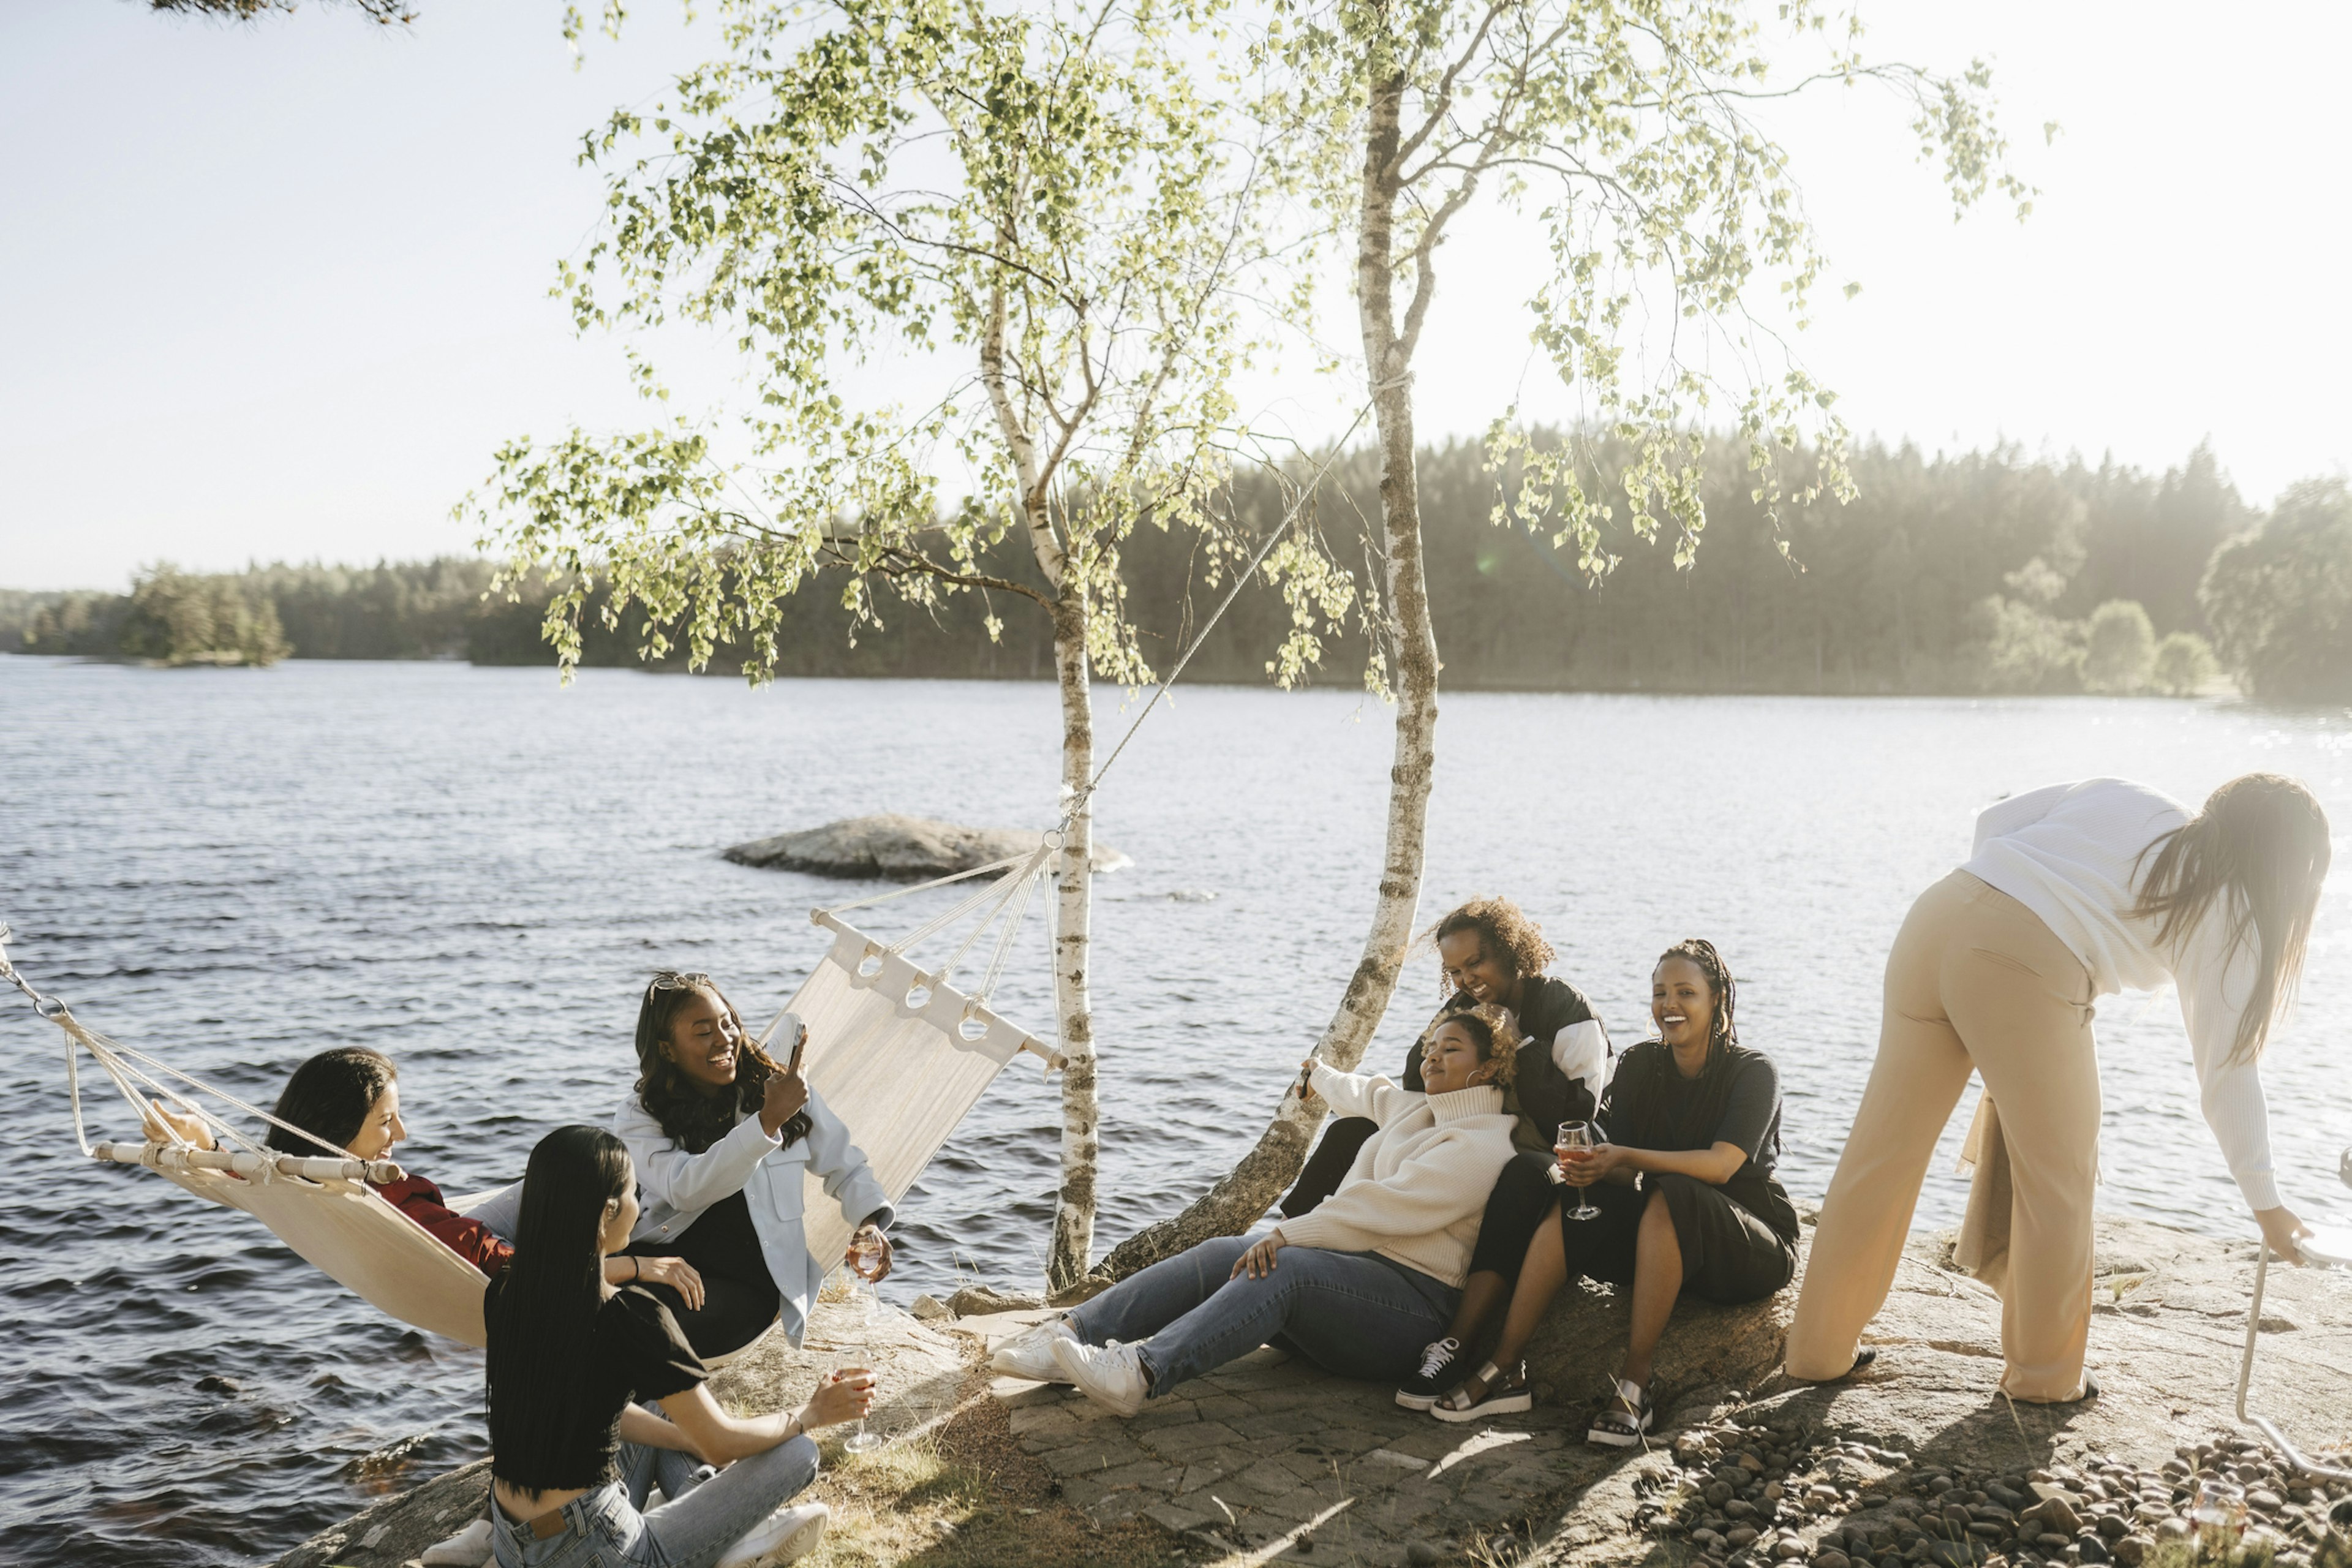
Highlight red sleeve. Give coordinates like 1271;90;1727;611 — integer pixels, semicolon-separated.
372;1175;515;1276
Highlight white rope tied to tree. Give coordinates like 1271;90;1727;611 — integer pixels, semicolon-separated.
1063;404;1376;831
790;406;1378;1063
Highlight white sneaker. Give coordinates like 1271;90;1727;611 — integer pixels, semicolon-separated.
420;1518;492;1567
989;1317;1078;1382
1050;1336;1148;1416
715;1502;829;1568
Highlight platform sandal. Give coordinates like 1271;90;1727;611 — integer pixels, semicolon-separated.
1587;1376;1653;1447
1431;1359;1532;1422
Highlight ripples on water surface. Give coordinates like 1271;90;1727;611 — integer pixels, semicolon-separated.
2;657;2348;1564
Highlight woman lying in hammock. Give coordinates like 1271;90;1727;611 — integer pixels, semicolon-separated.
483;1124;872;1568
989;1008;1523;1414
614;971;894;1360
144;1047;703;1301
1416;940;1801;1443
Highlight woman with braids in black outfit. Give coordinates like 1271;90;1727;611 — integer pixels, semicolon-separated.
1425;940;1800;1446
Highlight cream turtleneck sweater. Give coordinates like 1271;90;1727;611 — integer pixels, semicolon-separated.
1276;1063;1520;1287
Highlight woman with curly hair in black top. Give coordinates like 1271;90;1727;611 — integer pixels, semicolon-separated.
1423;940;1799;1444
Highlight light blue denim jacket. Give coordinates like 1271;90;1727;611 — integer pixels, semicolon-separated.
612;1087;892;1349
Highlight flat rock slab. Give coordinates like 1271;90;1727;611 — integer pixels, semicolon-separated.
724;813;1130;879
994;1339;1608;1565
272;1299;968;1568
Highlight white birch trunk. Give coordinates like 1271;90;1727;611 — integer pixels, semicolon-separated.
1093;70;1440;1280
1046;582;1100;1291
981;284;1102;1294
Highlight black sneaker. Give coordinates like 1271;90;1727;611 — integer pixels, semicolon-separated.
1395;1336;1466;1411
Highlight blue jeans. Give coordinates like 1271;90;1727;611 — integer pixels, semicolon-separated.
489;1432;820;1568
1068;1235;1460;1395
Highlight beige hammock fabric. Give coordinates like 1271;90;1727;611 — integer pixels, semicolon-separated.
154;1158;497;1346
7;892;1055;1351
790;910;1054;1271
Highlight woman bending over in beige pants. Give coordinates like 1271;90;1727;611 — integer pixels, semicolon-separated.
1786;774;2331;1403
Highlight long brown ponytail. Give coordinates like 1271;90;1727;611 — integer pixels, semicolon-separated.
2132;773;2332;1063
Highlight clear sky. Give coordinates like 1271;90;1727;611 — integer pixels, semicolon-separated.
2;1;2345;591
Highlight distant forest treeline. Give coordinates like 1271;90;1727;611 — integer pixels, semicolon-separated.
9;439;2348;701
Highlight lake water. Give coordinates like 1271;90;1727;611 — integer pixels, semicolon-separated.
3;656;2349;1566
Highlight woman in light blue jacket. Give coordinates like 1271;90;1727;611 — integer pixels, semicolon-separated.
612;971;894;1358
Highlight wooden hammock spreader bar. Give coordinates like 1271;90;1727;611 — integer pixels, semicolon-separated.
86;1140;401;1185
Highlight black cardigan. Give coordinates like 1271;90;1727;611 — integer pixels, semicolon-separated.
1401;974;1608;1150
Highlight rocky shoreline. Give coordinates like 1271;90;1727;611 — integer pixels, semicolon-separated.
1645;1417;2352;1568
276;1216;2352;1568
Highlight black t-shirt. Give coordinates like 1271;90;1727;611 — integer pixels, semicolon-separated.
1601;1039;1781;1174
1602;1038;1798;1239
484;1278;709;1494
1401;974;1606;1144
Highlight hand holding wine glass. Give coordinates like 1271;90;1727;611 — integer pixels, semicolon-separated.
845;1223;893;1282
1558;1121;1602;1221
802;1367;876;1428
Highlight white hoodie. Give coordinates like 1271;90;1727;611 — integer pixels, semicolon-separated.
1276;1064;1520;1287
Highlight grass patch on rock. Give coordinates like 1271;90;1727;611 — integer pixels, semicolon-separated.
797;1370;1186;1568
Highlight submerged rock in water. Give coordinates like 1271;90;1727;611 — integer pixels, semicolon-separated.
723;813;1130;880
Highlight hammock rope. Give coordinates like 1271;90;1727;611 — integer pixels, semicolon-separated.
1;925;397;1184
789;405;1374;1057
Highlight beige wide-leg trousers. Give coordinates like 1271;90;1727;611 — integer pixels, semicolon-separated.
1784;870;2100;1401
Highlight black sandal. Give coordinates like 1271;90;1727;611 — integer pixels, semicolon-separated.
1431;1359;1532;1422
1588;1378;1653;1447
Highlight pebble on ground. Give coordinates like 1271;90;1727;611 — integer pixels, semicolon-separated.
1645;1424;2352;1568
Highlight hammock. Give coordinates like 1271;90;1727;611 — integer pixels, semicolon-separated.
0;848;1061;1349
4;421;1366;1346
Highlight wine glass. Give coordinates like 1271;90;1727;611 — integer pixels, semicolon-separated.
2192;1480;2245;1545
849;1230;886;1325
841;1234;887;1452
1558;1121;1600;1221
840;1368;883;1455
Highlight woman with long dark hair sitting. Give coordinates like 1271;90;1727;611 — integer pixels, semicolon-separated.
991;1008;1521;1413
483;1125;873;1568
615;971;893;1359
1423;940;1800;1444
1789;774;2334;1403
143;1047;701;1298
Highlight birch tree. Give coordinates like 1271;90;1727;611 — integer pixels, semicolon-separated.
467;0;1352;1291
1101;0;2028;1277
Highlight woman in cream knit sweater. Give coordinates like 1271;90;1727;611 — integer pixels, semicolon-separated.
990;1009;1523;1415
